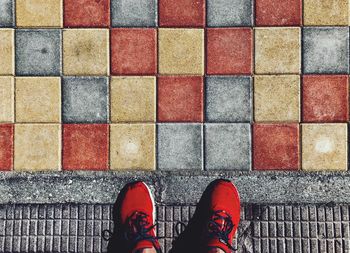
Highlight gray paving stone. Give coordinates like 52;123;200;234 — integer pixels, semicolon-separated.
303;27;349;74
157;123;203;170
0;0;13;27
206;76;252;122
111;0;157;27
62;77;109;123
205;123;251;170
207;0;253;27
15;29;61;76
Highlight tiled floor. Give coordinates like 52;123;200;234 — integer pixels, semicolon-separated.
0;0;350;172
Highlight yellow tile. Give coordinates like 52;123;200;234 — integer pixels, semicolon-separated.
110;124;155;170
16;0;62;27
0;77;14;123
63;29;109;76
111;77;156;123
15;77;61;123
304;0;348;26
14;124;61;171
0;29;14;75
159;28;204;75
255;28;301;74
302;123;347;171
254;75;300;122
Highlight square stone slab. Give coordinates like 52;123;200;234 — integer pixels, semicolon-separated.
0;76;14;123
0;0;14;27
304;0;349;25
205;123;251;170
15;29;61;76
0;29;14;75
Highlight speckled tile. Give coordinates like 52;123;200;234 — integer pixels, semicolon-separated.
0;76;14;123
64;0;110;28
255;0;302;26
304;0;349;26
302;124;347;171
0;29;14;75
63;29;109;76
62;77;109;123
63;124;109;170
0;0;14;27
303;27;349;74
205;123;251;170
0;124;13;171
205;76;252;123
157;123;202;170
157;76;203;122
302;75;349;122
14;124;61;171
16;0;62;27
110;124;155;170
207;0;253;27
254;75;300;122
159;28;204;75
253;124;300;170
15;29;61;76
255;27;301;74
15;77;61;123
111;0;157;27
111;28;157;75
207;28;252;75
159;0;205;27
110;76;156;122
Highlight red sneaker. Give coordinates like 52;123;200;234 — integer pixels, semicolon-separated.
119;181;161;253
205;179;240;253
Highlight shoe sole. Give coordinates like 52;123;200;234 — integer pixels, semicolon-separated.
141;182;156;225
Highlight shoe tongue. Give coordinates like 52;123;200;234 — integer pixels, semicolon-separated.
132;240;155;253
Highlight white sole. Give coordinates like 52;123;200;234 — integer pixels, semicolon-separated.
141;182;156;225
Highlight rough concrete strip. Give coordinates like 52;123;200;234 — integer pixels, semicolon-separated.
0;171;349;204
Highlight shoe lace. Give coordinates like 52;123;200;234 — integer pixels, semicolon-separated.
102;211;162;253
207;210;236;252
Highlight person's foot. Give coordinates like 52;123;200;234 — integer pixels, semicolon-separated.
204;179;240;253
119;181;161;253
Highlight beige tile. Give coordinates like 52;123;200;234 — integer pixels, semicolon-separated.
110;124;155;170
111;77;156;122
254;75;300;122
302;123;347;171
15;77;61;123
0;29;14;75
304;0;348;26
255;28;301;74
14;124;61;171
0;77;14;123
159;28;204;75
16;0;62;27
63;29;109;76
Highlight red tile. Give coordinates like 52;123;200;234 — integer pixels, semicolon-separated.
253;124;300;170
206;28;252;75
64;0;110;28
159;0;205;27
0;124;13;171
302;75;349;122
63;124;109;170
255;0;302;26
158;76;203;122
111;29;157;75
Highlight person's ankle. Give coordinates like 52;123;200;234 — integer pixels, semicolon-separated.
207;247;226;253
136;247;157;253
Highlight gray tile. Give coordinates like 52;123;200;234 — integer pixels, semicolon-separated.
205;123;251;170
157;123;202;170
111;0;157;27
62;77;109;123
207;0;253;27
206;76;252;122
303;27;349;74
15;29;61;76
0;0;14;27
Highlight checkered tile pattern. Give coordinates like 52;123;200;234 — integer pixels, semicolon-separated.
0;0;349;171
